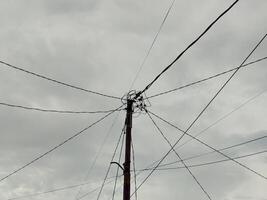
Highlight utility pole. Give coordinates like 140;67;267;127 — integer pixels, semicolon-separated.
123;99;133;200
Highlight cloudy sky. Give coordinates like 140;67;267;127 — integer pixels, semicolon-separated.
0;0;266;199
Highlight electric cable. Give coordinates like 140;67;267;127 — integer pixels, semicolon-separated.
74;111;121;200
157;135;267;169
130;0;176;89
142;88;267;170
176;88;267;150
148;110;267;180
147;56;267;99
131;137;138;200
139;149;267;172
96;123;126;200
145;111;212;200
136;0;240;98
0;104;123;183
6;166;124;200
131;33;267;195
0;60;121;100
0;102;123;114
111;125;125;200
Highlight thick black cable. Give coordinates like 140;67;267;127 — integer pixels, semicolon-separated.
137;0;240;97
112;126;125;200
0;102;123;114
130;0;176;89
145;111;212;200
132;34;267;194
96;123;126;200
147;56;267;99
141;149;267;172
148;110;267;180
74;111;121;200
0;60;121;100
0;105;123;183
158;135;267;169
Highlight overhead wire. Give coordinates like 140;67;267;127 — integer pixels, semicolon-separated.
111;124;125;200
147;134;267;170
0;104;124;183
132;34;267;194
0;102;123;114
146;56;267;99
130;0;176;89
145;110;212;200
140;149;267;172
141;88;267;170
176;89;267;150
131;136;138;200
136;0;240;98
148;110;267;180
0;60;121;100
12;134;266;200
96;123;126;200
74;111;121;200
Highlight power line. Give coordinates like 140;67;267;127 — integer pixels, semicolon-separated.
132;33;267;195
136;0;240;98
131;136;138;200
0;102;123;114
0;60;121;100
74;111;121;200
144;89;267;169
130;0;176;89
96;123;126;200
176;88;267;150
148;110;267;180
152;135;267;169
146;111;212;200
6;180;97;200
111;122;125;200
141;149;267;172
0;105;123;183
14;134;266;200
147;56;267;99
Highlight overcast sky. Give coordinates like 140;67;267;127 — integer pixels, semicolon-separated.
0;0;266;200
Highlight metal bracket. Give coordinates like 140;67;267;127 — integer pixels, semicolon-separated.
110;162;124;171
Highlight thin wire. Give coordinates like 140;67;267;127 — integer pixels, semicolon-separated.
141;149;267;172
74;111;121;200
0;105;123;183
130;0;176;89
131;137;138;200
76;175;124;200
112;127;125;200
96;123;126;200
0;60;121;100
176;89;267;150
150;135;267;169
142;88;267;170
11;137;266;200
132;33;267;195
147;56;267;99
148;110;267;180
145;111;212;200
0;102;123;114
137;0;240;98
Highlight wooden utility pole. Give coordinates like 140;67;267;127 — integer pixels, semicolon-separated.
123;99;133;200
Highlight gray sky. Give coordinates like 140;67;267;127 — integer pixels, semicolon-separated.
0;0;266;199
